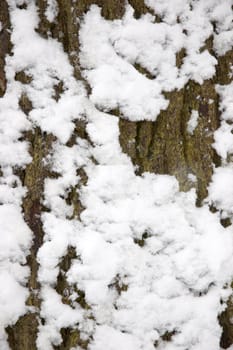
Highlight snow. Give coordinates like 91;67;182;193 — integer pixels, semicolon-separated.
216;82;233;123
0;205;32;349
45;0;58;22
214;84;233;161
211;81;233;218
37;285;83;349
0;0;233;349
74;153;233;349
79;1;232;121
213;121;233;160
187;110;199;135
8;2;86;143
208;166;233;215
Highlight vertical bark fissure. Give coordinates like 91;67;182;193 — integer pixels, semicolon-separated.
0;0;12;96
6;126;57;350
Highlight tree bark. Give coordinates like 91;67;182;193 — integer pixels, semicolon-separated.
1;0;233;349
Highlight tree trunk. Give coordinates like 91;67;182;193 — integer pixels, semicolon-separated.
1;1;233;349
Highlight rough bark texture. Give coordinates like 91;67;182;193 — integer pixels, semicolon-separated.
0;0;11;96
1;0;233;349
119;79;220;204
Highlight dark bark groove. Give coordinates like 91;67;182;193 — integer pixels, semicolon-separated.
0;0;12;96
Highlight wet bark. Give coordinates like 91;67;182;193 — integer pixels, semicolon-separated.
1;0;233;349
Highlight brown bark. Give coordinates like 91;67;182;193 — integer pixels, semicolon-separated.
1;0;233;349
0;0;11;96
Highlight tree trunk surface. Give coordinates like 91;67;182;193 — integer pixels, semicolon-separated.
1;0;233;349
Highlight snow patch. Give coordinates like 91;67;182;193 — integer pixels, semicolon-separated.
187;110;199;135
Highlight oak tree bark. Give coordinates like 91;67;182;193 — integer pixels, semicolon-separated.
1;0;233;349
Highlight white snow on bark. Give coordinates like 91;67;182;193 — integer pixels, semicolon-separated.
187;110;199;135
0;1;233;349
